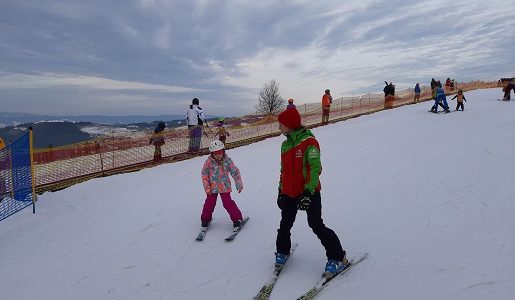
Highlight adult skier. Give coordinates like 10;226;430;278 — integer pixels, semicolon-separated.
274;107;348;277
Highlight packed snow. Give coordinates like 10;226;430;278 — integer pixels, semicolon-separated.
0;88;514;300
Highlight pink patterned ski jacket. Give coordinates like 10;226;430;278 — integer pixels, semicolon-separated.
201;155;243;194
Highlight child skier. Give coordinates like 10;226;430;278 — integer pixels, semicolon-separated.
274;108;348;278
286;98;296;109
148;122;166;161
215;117;230;144
413;83;421;103
199;140;244;232
451;89;467;111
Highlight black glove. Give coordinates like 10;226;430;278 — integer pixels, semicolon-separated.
297;190;313;211
277;193;286;209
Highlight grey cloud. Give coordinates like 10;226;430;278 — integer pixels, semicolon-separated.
1;0;514;116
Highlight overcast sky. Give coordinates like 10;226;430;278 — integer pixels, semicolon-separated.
1;0;514;117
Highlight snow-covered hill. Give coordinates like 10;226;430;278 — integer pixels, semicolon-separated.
1;88;514;300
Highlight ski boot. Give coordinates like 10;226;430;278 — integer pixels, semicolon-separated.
274;252;289;271
233;219;242;229
323;257;350;279
200;220;210;232
231;219;243;233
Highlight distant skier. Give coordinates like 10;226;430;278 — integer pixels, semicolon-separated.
274;108;348;277
199;140;244;233
215;117;230;144
430;78;437;90
413;83;421;103
383;81;395;109
148;122;166;161
502;82;514;101
431;83;450;113
445;77;452;92
321;89;332;124
451;89;467;111
186;98;206;153
286;98;296;109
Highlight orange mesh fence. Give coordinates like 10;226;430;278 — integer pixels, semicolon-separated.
33;80;498;192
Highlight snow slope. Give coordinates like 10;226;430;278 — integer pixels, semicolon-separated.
1;88;514;300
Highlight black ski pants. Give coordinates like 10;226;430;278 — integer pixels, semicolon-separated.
456;102;464;111
276;192;346;261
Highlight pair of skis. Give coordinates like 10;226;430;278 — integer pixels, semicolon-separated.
253;244;368;300
195;216;249;242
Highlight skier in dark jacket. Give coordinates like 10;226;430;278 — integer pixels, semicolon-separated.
430;78;437;90
383;81;395;109
413;83;421;103
502;82;514;101
274;108;348;278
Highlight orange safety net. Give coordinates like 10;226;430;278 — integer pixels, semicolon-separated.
32;80;497;192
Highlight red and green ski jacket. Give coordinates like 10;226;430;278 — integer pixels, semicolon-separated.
279;127;322;198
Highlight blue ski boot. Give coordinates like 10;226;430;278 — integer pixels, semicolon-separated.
275;252;288;270
324;257;350;278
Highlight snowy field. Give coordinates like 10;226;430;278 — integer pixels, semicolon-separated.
1;88;514;300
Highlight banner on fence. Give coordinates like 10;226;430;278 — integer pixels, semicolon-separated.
0;128;37;222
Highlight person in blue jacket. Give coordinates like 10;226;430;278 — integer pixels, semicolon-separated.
413;83;421;103
430;84;450;113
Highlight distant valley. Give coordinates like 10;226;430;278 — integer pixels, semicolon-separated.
0;112;190;126
0;112;200;148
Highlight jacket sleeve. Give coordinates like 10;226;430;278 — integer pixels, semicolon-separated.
304;145;321;193
226;157;243;190
278;162;282;192
201;159;212;193
451;95;457;100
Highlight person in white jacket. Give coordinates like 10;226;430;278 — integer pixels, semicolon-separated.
186;98;206;152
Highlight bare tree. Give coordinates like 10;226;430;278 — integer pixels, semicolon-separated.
256;79;285;114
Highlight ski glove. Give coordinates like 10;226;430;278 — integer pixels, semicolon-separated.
297;190;313;211
277;193;286;209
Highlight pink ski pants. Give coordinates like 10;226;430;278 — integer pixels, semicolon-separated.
201;193;242;222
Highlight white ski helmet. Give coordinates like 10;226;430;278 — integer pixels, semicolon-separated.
209;140;225;152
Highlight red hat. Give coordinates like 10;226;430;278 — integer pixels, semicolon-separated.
278;108;301;129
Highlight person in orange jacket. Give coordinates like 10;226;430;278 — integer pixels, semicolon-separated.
451;89;467;111
321;89;332;124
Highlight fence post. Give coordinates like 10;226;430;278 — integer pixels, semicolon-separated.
111;130;115;169
96;141;104;176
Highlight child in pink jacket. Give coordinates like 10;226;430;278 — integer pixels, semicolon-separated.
200;140;244;230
